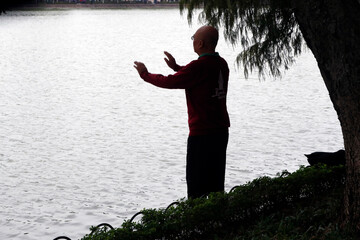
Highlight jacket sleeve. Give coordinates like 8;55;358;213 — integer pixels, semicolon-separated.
140;61;199;89
173;64;184;72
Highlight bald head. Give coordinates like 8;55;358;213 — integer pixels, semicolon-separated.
192;26;219;55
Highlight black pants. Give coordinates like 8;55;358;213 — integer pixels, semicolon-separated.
186;131;229;199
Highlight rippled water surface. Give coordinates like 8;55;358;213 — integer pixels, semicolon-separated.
0;9;343;239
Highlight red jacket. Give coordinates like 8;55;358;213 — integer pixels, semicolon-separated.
140;53;230;136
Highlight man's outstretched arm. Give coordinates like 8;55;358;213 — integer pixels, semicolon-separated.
133;58;196;89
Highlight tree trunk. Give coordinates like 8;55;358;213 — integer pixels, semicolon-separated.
293;0;360;229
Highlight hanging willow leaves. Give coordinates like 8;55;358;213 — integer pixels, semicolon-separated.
180;0;304;78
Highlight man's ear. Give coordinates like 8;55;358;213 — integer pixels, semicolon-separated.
198;40;204;48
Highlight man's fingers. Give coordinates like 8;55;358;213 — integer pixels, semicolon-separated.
164;51;174;60
134;61;143;69
133;61;147;75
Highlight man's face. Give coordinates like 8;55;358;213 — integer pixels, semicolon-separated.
192;30;201;55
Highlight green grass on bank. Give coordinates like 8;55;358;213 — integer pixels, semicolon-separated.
81;165;358;240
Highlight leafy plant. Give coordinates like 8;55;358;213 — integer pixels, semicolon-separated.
80;164;357;240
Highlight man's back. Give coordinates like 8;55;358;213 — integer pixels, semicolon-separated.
182;55;230;136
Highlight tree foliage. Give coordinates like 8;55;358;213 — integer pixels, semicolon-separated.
180;0;304;78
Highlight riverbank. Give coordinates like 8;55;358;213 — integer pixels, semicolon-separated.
15;3;180;11
79;165;358;240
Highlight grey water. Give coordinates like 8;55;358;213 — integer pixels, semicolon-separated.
0;9;343;239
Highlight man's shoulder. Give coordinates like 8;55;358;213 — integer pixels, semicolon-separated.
181;59;202;70
198;55;228;62
182;55;228;71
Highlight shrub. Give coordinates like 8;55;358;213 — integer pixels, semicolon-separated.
81;165;352;240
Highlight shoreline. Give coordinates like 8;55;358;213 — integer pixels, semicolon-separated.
16;3;180;10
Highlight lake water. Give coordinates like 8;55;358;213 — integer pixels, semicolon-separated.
0;8;343;240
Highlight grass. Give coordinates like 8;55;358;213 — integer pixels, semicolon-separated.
80;165;358;240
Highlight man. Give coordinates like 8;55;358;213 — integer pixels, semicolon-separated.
134;26;230;199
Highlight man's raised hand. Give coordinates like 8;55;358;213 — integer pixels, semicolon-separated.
164;51;178;71
134;61;148;75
